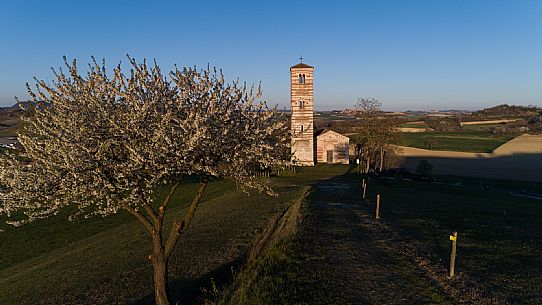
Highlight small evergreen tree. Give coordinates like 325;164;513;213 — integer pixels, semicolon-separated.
415;159;433;178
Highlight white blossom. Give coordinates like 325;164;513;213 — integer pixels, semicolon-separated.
0;56;290;227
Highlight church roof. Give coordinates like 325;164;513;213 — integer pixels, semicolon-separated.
314;128;328;137
315;129;350;139
290;62;314;69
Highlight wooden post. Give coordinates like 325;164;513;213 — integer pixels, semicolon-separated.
449;231;458;278
362;179;367;199
376;193;381;220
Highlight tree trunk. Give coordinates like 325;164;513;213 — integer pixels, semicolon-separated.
125;179;208;305
152;234;170;305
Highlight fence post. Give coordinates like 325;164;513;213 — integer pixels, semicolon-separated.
362;179;367;200
376;193;381;220
449;231;458;278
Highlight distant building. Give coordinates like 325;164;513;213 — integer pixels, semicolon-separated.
315;129;349;164
290;60;349;165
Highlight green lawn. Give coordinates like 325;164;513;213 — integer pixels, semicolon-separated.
218;168;452;305
0;177;313;305
435;175;542;194
2;166;541;304
0;165;349;305
214;168;542;304
400;131;514;152
400;123;427;129
365;177;542;304
314;112;357;121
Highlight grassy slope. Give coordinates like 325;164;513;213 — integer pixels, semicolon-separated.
2;165;541;304
217;167;452;305
0;125;18;137
0;113;20;137
0;181;202;269
400;122;427;128
436;175;542;194
366;177;542;304
0;166;347;305
0;178;305;305
216;167;542;304
400;131;514;152
460;124;503;131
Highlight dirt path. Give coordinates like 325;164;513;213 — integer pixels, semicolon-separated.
295;176;451;305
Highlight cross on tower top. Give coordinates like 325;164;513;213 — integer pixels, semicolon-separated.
299;53;303;63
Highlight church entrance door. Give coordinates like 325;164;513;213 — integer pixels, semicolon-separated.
326;150;334;163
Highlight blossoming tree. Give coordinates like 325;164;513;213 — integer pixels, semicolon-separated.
0;57;289;305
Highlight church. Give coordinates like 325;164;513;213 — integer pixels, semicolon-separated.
290;61;350;166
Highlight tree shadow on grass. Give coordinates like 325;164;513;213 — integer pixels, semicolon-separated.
130;165;360;305
129;254;245;305
401;152;542;183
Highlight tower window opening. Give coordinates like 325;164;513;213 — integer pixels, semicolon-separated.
299;100;305;109
301;125;304;132
299;74;305;84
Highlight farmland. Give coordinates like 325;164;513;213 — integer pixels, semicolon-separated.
400;121;427;129
398;134;542;182
400;131;514;153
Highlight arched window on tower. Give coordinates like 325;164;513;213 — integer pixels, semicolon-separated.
299;100;304;109
299;74;305;84
301;124;304;133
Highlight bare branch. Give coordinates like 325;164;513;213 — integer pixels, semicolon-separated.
164;178;208;259
122;205;154;235
162;182;180;210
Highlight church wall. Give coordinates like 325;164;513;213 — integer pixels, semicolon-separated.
316;131;350;164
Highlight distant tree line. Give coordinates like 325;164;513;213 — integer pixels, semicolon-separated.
468;104;541;120
424;116;461;132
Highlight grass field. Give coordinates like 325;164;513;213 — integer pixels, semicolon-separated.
214;167;542;304
0;166;349;305
365;177;542;304
460;124;499;131
0;126;18;137
216;168;452;305
0;176;315;305
2;165;541;304
400;122;427;129
0;117;20;137
400;131;514;152
435;175;542;194
314;112;357;121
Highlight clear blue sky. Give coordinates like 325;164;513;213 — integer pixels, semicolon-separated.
1;0;541;111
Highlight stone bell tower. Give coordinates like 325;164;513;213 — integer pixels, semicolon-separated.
290;59;314;166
